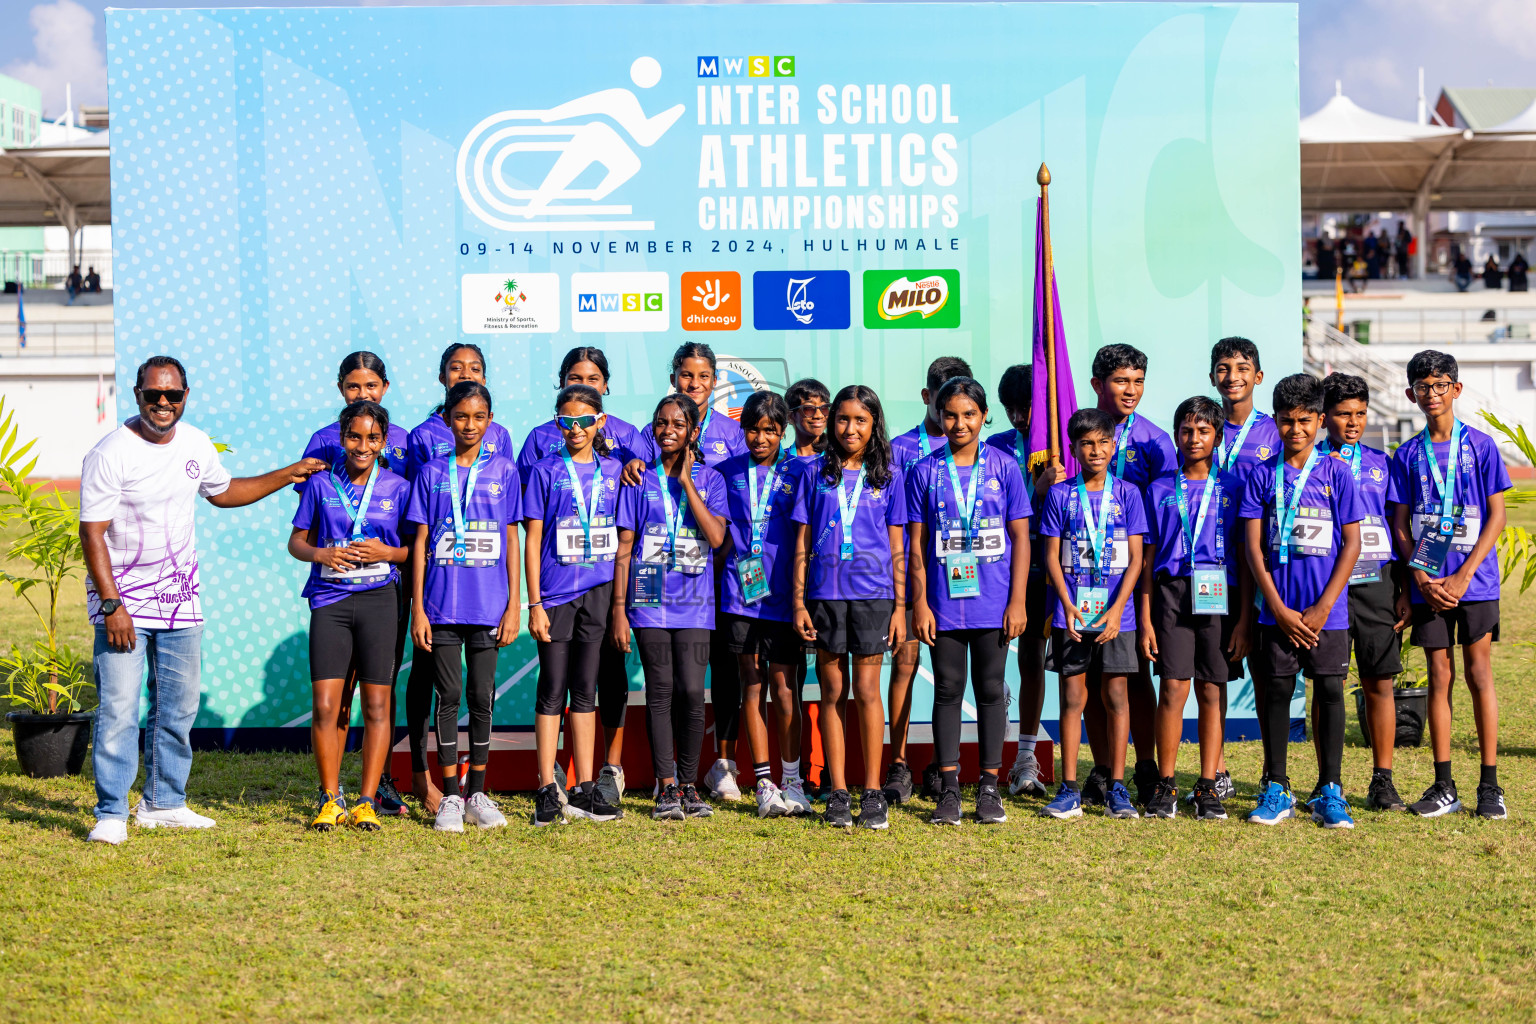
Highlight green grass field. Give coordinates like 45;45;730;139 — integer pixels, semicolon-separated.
1;505;1533;1023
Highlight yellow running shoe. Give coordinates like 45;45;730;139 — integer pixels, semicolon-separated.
349;798;381;832
311;792;345;831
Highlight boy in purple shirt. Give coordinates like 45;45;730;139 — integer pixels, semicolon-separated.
1389;350;1511;820
1240;374;1362;829
1038;408;1147;821
907;377;1032;826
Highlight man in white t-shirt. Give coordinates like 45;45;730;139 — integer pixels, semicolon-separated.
79;355;326;845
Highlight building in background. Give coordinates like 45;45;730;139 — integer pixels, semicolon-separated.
0;73;45;289
1434;87;1536;131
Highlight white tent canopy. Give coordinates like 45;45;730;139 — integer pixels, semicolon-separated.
0;129;110;268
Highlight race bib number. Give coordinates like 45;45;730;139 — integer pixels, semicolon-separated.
1412;508;1479;553
1268;506;1334;557
639;523;707;575
1062;528;1130;573
934;516;1007;564
432;520;502;567
554;515;618;565
319;541;389;584
1350;514;1392;584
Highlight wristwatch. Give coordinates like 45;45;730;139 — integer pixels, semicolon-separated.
99;598;123;617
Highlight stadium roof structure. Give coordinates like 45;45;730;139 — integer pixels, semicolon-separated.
1437;87;1536;132
1299;91;1464;214
0;129;111;231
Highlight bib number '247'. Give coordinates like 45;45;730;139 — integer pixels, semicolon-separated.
433;519;503;567
1268;506;1334;557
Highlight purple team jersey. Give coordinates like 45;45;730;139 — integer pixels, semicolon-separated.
296;420;411;491
790;457;908;601
292;468;410;609
1217;409;1282;495
1144;470;1244;584
1320;440;1396;577
632;408;747;469
1387;423;1512;604
1240;452;1365;630
406;451;522;627
617;464;728;629
406;412;515;481
522;451;625;610
891;422;948;472
517;413;640;486
905;445;1032;631
985;427;1046;572
1110;412;1179;489
1039;476;1149;632
719;453;805;622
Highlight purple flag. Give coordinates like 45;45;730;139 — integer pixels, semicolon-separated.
1028;196;1078;477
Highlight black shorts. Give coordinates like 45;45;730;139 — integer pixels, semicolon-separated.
1219;606;1253;683
431;624;499;649
544;580;612;644
1048;627;1139;678
808;598;895;656
1255;624;1350;680
721;613;802;664
309;584;399;684
1023;571;1050;640
1349;578;1404;677
1151;573;1229;683
1409;599;1500;648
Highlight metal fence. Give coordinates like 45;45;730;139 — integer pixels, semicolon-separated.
0;322;115;358
1;251;115;290
1319;305;1536;346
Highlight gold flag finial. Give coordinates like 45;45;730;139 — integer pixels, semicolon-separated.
1037;163;1051;187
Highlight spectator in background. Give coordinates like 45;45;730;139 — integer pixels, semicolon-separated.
1363;231;1380;279
1483;255;1503;290
66;265;82;304
1453;251;1473;292
1316;238;1336;281
85;267;102;293
1396;224;1412;278
1508;253;1529;293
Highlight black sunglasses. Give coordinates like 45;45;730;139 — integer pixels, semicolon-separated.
138;388;187;405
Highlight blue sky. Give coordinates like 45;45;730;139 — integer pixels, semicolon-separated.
2;0;1534;122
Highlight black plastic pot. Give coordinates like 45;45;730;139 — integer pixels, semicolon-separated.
1354;687;1429;749
6;712;94;778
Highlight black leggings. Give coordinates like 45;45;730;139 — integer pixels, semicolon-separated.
710;627;741;744
406;647;434;773
931;628;1010;771
535;639;600;715
636;628;710;782
598;641;629;731
432;632;498;771
1264;674;1345;786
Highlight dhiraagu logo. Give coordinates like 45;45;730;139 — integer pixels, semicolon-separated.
863;270;960;329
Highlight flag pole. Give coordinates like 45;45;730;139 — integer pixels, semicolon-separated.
1037;163;1059;464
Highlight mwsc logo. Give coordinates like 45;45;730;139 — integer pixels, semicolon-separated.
570;271;669;332
697;56;795;78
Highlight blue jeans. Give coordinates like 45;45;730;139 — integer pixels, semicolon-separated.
91;623;203;820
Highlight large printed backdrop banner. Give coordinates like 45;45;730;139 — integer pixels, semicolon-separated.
106;3;1300;743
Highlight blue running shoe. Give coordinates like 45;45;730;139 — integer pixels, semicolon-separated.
1311;783;1355;829
1248;781;1296;825
1104;780;1140;819
1039;785;1083;819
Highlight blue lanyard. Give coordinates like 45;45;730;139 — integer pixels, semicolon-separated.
1219;409;1258;473
914;424;943;457
1113;413;1136;478
654;461;689;554
942;446;984;554
1420;420;1462;525
446;446;489;560
1273;448;1319;567
329;465;379;542
1317;438;1362;481
1175;472;1221;570
745;455;782;556
561;449;604;556
1073;475;1114;582
835;465;867;552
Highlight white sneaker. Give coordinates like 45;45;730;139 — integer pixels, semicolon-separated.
781;778;813;816
755;778;789;818
463;792;508;829
1007;750;1049;798
133;802;216;829
434;794;465;832
705;759;743;801
88;818;128;845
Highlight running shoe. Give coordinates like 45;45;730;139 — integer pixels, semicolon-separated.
1304;782;1323;811
1409;779;1461;818
652;762;678;800
704;759;743;802
311;791;346;831
824;788;854;828
1145;778;1178;819
930;787;962;826
881;760;915;805
1081;766;1109;807
920;762;943;800
348;797;381;832
433;794;465;833
1247;781;1296;826
781;778;813;817
1365;772;1406;812
652;783;685;821
755;779;789;819
857;788;890;830
533;783;564;827
1104;781;1140;819
1215;771;1236;801
1192;782;1228;821
680;784;714;818
595;764;625;809
1040;785;1082;820
133;802;215;829
566;780;622;822
1310;783;1354;829
975;779;1008;825
464;792;508;829
553;761;569;807
1008;748;1049;798
1132;760;1159;808
375;776;409;817
1475;783;1507;820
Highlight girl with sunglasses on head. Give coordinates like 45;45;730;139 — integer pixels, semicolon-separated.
523;385;627;826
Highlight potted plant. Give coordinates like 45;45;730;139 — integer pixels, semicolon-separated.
0;398;97;777
1354;635;1429;749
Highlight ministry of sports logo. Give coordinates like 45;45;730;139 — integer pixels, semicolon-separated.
456;57;684;233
